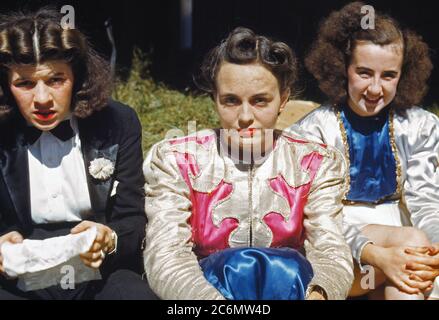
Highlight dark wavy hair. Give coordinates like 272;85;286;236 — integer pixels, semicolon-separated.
0;7;112;122
196;27;299;98
305;1;433;109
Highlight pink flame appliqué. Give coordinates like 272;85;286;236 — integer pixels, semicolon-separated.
173;151;238;258
263;151;324;248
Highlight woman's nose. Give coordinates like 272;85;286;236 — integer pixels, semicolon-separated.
238;102;254;127
33;81;52;105
367;79;383;96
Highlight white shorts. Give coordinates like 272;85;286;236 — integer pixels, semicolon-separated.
343;200;412;230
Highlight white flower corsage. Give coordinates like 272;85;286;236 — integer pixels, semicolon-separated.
89;158;115;181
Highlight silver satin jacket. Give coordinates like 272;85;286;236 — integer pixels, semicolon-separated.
289;105;439;264
143;129;354;300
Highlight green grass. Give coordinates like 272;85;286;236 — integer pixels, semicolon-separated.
112;50;219;155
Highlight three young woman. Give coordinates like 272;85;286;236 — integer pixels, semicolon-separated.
0;2;437;300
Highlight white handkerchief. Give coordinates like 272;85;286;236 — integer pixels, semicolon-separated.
0;227;102;291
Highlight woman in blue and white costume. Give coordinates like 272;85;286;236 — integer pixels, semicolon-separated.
290;2;439;300
143;27;353;300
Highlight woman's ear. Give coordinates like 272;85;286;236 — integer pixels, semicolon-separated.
279;89;290;114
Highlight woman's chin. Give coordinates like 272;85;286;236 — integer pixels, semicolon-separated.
31;119;59;131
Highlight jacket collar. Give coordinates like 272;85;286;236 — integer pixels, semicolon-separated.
0;116;119;228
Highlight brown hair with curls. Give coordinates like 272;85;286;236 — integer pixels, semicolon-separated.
196;27;299;98
305;1;433;109
0;7;112;122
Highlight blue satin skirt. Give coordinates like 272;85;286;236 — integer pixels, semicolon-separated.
200;247;313;300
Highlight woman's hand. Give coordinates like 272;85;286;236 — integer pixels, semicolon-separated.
306;291;326;300
373;246;433;294
71;221;115;269
306;286;327;300
0;231;24;274
405;244;439;285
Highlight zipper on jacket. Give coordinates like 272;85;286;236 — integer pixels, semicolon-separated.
248;164;254;247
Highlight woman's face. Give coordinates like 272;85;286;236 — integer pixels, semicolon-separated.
347;41;403;117
9;60;74;131
214;62;289;161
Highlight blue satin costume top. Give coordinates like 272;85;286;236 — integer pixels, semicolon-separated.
200;247;313;300
340;105;397;203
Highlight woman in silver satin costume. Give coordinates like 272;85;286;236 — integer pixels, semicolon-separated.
290;2;439;299
142;27;353;300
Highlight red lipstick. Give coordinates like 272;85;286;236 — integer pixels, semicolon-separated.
34;110;56;121
238;128;256;137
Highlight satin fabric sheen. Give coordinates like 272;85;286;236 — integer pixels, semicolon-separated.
200;247;313;300
143;129;353;299
290;105;439;265
341;105;397;203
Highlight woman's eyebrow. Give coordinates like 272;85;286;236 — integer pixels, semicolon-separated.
382;70;399;75
219;93;238;98
356;66;399;73
252;92;270;97
49;71;66;77
13;71;66;80
252;93;271;97
13;76;29;81
355;66;373;72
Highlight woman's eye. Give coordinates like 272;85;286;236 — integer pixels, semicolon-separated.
358;72;371;79
382;73;397;80
15;80;34;88
223;97;239;106
253;98;267;106
48;77;65;85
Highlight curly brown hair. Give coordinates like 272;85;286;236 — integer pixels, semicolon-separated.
305;1;433;109
196;27;299;98
0;7;112;122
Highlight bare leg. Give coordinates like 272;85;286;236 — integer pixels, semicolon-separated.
368;284;385;300
384;283;423;300
349;225;430;300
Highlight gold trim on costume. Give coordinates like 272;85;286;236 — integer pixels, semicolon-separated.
389;109;403;197
336;107;351;202
336;106;400;204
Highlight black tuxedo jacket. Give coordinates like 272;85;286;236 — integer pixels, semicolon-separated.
0;100;146;274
